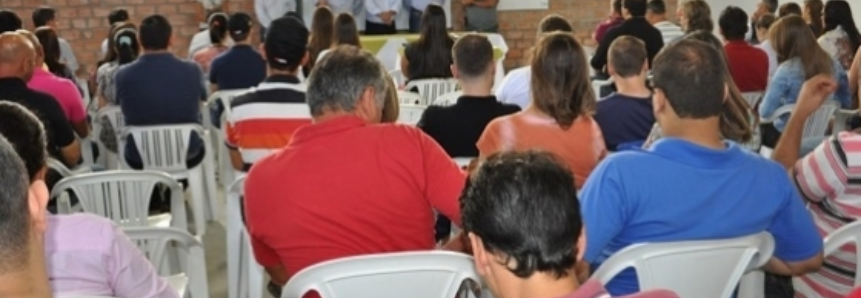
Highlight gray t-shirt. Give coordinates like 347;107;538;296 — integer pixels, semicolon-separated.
465;4;497;32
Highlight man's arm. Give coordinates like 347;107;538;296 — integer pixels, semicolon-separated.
59;139;82;167
71;120;90;138
420;130;466;227
771;75;838;171
108;221;182;298
579;160;627;267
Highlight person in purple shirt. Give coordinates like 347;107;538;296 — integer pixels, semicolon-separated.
594;36;655;151
461;151;680;298
0;101;178;298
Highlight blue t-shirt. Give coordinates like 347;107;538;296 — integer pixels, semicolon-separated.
580;138;822;295
594;93;655;150
209;45;267;90
116;53;206;165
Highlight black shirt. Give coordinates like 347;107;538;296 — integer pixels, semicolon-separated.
0;77;76;159
590;17;665;72
417;95;520;157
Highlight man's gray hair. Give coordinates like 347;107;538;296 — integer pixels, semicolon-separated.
0;134;32;274
307;45;388;117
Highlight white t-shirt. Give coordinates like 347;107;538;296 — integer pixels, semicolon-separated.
757;39;778;81
494;66;531;109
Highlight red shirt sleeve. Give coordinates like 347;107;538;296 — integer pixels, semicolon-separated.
419;130;466;227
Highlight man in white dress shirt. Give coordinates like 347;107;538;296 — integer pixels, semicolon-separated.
495;15;572;109
407;0;446;32
366;0;402;35
255;0;297;39
646;0;683;46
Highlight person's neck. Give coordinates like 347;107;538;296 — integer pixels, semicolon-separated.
268;68;299;78
459;78;493;98
233;40;252;46
659;118;725;150
143;49;172;55
613;75;651;98
313;110;363;124
498;272;580;298
0;239;51;298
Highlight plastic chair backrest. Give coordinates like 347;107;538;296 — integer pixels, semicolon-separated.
397;91;423;105
282;251;480;298
97;106;125;141
124;227;209;298
50;170;186;229
405;78;460;105
431;91;462;107
823;221;861;286
205;89;248;129
397;104;428;125
766;101;839;140
592;78;614;101
591;232;775;298
741;92;764;108
122;124;206;172
58;296;120;298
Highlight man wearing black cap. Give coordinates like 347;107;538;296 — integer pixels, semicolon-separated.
224;15;311;172
209;12;266;94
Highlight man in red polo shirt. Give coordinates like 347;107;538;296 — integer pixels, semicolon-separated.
244;45;466;294
719;6;769;93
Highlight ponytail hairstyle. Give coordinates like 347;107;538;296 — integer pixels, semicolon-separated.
114;27;140;65
208;13;229;45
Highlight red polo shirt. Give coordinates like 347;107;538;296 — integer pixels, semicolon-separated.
724;40;769;93
244;115;466;280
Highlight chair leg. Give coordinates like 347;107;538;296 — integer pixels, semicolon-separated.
227;210;243;298
201;139;220;222
187;170;208;237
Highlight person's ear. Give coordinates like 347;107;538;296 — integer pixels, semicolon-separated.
640;61;648;75
168;33;174;47
451;65;459;79
357;86;382;123
469;233;490;277
607;63;617;77
576;228;587;261
27;179;49;235
653;88;667;114
487;62;496;77
723;84;730;104
35;166;47;182
259;43;266;57
300;50;310;67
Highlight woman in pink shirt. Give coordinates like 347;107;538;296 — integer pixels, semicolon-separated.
193;13;229;76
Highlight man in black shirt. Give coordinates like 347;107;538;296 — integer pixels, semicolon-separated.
590;0;664;73
0;32;80;167
417;34;519;242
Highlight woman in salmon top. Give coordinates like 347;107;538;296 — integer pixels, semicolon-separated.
477;32;607;189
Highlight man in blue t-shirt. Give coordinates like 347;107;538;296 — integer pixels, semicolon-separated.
579;39;824;296
209;12;266;92
594;35;655;151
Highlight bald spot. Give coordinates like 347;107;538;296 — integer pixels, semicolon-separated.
0;33;33;65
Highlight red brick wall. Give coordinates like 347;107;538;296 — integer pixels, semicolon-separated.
5;0;675;74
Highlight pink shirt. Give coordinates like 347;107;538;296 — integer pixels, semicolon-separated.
27;68;86;123
45;214;179;298
565;280;679;298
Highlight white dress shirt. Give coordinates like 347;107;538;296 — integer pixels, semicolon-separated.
494;66;531;109
409;0;445;11
366;0;402;24
256;0;297;28
58;38;78;73
319;0;363;15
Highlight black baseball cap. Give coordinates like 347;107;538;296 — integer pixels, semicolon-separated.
264;16;309;70
227;12;252;38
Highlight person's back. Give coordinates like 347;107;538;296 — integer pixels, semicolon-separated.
759;58;851;131
209;13;266;91
244;46;464;286
419;34;519;158
591;0;664;72
646;0;684;45
720;6;768;92
403;4;453;81
28;66;85;127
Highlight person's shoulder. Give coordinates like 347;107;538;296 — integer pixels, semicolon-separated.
47;214;117;242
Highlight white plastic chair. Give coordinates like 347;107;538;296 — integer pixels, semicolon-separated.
592;78;614;101
760;101;840;153
833;109;858;133
590;232;775;298
397;104;428;125
95;106;125;169
281;251;480;298
50;170;190;235
120;124;218;237
58;296;119;298
397;91;423;105
227;175;266;298
377;37;409;72
389;69;406;89
452;157;474;169
405;78;460;106
431;91;462;107
741;92;764;109
124;227;209;298
204;89;248;188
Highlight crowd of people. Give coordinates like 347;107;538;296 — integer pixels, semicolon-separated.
0;0;860;297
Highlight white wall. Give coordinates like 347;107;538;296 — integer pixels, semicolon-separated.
704;0;861;33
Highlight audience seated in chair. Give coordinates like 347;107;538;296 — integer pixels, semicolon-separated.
192;13;229;77
225;16;312;172
0;133;51;298
0;32;80;168
719;6;769;93
478;32;606;189
593;36;655;151
32;7;78;77
770;75;861;298
116;14;206;170
306;6;335;77
495;15;572;109
314;13;361;64
244;45;465;295
209;12;265;93
95;23;139;154
400;4;454;82
417;34;519;242
590;0;664;74
646;0;683;46
0;10;22;33
461;151;680;298
754;13;778;81
0;101;178;298
593;0;624;44
580;39;824;296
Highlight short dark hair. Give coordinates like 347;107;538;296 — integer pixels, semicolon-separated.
453;34;494;80
763;0;779;13
538;15;573;35
778;2;802;17
756;13;777;30
719;6;749;40
264;16;309;71
0;102;46;182
647;0;667;14
139;14;172;51
32;7;56;27
624;0;648;17
652;39;726;118
0;10;22;33
461;151;582;279
108;8;129;25
228;12;253;41
0;134;32;274
609;35;647;77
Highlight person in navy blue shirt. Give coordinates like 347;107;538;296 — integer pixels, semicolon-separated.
116;14;206;169
579;39;824;296
593;35;655;151
209;12;266;92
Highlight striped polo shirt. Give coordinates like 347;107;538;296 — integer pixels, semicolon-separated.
225;75;311;170
793;132;861;298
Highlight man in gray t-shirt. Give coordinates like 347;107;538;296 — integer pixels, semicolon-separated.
462;0;499;32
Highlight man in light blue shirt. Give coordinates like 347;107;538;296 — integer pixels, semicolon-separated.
580;39;823;296
406;0;445;32
366;0;402;34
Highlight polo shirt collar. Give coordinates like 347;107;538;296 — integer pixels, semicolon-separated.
264;74;301;84
0;77;28;89
649;137;745;168
456;95;497;106
725;40;749;47
291;115;367;144
625;17;649;25
138;52;176;61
